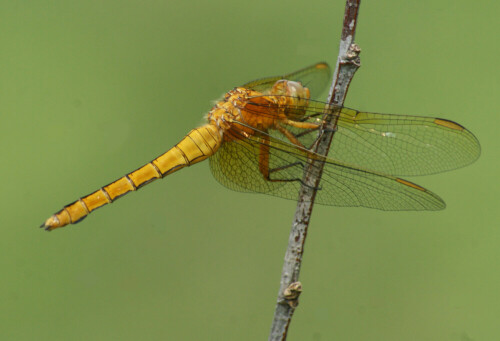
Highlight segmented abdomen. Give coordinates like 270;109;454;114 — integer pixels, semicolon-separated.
41;124;221;231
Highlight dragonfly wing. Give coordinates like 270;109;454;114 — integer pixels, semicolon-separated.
209;128;446;210
254;100;481;176
327;108;481;176
242;62;331;100
315;158;445;210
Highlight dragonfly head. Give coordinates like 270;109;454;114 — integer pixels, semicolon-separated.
271;80;310;99
271;80;310;120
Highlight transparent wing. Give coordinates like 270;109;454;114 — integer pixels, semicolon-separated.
242;62;331;100
329;107;481;176
209;128;445;210
239;98;481;176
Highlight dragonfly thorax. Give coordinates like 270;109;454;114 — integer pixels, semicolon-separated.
206;81;313;142
207;87;276;141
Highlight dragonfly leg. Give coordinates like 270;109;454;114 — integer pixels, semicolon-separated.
284;118;338;149
258;134;304;184
258;134;275;180
283;119;320;130
258;133;318;191
281;118;332;149
275;124;306;148
285;115;339;134
276;122;325;156
274;123;327;191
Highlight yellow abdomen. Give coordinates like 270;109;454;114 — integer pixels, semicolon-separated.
41;124;222;231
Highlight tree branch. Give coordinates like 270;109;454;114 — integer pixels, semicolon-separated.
268;1;361;340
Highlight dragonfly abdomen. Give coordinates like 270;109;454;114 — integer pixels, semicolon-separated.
41;124;222;231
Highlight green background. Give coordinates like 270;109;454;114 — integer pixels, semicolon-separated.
1;1;498;340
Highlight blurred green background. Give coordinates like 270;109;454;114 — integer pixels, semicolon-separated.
1;1;498;340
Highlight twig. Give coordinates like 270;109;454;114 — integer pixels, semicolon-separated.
268;1;361;340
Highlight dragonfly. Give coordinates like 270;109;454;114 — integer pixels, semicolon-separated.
41;62;480;231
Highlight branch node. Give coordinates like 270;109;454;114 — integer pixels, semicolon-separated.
345;43;361;66
282;282;303;308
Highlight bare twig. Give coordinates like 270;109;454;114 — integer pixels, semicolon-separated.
268;1;361;340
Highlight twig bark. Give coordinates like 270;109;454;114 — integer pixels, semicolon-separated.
268;1;361;340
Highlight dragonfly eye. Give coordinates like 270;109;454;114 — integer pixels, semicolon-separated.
271;80;310;101
286;81;308;99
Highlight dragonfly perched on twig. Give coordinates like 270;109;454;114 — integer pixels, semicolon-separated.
41;62;480;231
